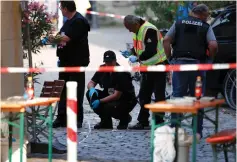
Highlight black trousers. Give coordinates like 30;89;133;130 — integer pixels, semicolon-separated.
137;71;166;125
57;71;85;123
86;90;137;123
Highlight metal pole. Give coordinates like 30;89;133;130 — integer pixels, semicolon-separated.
67;82;78;162
8;113;13;162
48;105;53;162
19;112;24;162
91;1;98;29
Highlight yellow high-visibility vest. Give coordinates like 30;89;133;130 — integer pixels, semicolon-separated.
133;21;167;65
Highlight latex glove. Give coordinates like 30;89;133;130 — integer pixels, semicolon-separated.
120;50;131;58
89;87;98;98
91;100;100;109
41;37;48;45
129;55;138;63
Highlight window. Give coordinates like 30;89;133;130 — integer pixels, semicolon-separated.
212;11;236;38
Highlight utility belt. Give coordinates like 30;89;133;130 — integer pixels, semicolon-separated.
171;51;207;61
170;57;211;65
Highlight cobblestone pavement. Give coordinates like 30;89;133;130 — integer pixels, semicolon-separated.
27;27;236;162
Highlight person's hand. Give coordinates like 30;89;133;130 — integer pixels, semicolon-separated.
48;35;54;42
89;87;98;98
120;50;131;58
129;55;138;63
91;100;100;109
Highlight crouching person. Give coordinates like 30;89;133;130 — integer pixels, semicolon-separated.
86;50;137;129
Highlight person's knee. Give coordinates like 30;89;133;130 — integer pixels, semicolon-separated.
124;103;136;114
173;88;186;97
154;91;165;102
139;94;151;105
131;100;137;110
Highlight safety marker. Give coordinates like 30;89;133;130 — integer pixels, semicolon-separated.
1;63;236;73
66;82;78;162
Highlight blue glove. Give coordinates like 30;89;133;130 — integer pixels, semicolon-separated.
89;87;98;98
129;55;138;63
41;37;48;45
91;100;100;109
120;50;131;58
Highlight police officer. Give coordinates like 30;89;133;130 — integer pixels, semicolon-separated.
49;1;90;128
87;51;137;129
163;4;218;138
122;15;167;129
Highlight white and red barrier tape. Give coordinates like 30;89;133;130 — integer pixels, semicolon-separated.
86;10;155;20
86;10;125;19
66;82;78;162
1;63;236;73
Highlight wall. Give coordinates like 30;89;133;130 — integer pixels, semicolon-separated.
0;1;24;140
0;1;24;98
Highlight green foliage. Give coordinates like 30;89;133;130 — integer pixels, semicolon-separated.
21;1;57;54
135;1;236;28
135;1;173;28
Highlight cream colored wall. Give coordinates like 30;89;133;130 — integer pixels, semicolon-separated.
1;1;24;99
0;1;24;142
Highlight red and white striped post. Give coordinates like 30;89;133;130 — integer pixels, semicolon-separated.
66;81;78;162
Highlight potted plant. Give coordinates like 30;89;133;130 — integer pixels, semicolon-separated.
21;1;58;84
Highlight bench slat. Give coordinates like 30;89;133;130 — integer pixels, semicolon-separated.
206;129;236;144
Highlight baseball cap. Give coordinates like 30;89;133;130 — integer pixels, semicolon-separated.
103;50;116;62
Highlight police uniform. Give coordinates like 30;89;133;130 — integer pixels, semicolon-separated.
86;62;137;129
53;12;90;128
130;19;168;129
166;16;216;137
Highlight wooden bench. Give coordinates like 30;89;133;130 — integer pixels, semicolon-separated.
26;80;65;142
206;129;236;162
0;103;25;162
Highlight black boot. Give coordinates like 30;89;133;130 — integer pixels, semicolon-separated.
94;118;113;129
77;122;82;128
94;122;113;129
53;117;66;128
117;115;132;130
128;122;150;130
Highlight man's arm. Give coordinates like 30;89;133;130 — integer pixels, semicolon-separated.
130;48;136;56
66;19;89;42
52;19;89;43
139;29;158;61
163;23;176;59
163;36;173;59
206;26;218;59
49;18;89;44
100;90;122;103
87;71;100;89
87;80;97;90
48;31;72;44
100;72;129;103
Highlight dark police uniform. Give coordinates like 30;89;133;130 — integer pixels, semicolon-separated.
86;64;137;128
54;12;90;127
166;16;216;137
172;17;209;60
